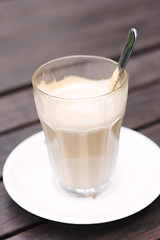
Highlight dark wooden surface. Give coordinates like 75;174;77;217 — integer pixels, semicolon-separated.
0;0;160;239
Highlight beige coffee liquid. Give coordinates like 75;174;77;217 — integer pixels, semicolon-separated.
34;76;128;190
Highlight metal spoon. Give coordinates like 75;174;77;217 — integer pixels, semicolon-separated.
110;28;137;91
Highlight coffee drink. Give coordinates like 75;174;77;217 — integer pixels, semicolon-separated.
33;74;128;195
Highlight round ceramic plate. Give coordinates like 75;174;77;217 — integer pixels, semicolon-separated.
3;127;160;224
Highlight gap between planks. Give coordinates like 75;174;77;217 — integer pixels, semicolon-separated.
0;220;46;240
0;120;40;137
1;44;160;97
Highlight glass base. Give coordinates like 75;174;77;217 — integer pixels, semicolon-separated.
59;181;110;198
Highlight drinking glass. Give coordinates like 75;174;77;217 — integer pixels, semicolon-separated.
32;55;128;197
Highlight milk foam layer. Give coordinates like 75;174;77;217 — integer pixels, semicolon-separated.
36;75;128;131
39;76;111;98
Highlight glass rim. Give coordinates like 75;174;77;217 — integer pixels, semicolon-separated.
32;55;128;100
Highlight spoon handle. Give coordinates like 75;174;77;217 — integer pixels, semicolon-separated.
118;28;137;72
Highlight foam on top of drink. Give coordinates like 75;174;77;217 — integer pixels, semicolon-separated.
38;75;111;99
36;75;128;130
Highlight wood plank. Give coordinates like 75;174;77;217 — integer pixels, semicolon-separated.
0;124;41;177
140;123;160;146
127;50;160;90
0;89;37;133
7;197;160;240
1;47;160;95
123;84;160;130
1;0;160;238
0;182;44;239
1;83;160;135
0;0;160;92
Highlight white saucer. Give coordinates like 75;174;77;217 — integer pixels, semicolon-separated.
3;127;160;224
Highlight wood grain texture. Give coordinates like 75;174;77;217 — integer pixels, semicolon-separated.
0;0;160;93
140;123;160;146
0;0;160;239
0;89;37;133
0;182;44;239
127;49;160;90
0;123;41;176
124;84;160;129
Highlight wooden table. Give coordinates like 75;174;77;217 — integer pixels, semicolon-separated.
0;0;160;239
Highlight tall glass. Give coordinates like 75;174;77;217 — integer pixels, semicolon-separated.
32;55;128;197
